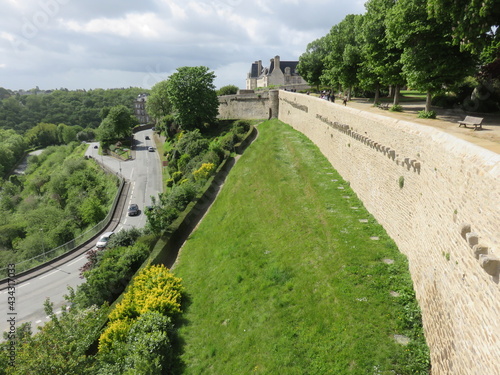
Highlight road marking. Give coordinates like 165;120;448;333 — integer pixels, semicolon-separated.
68;257;85;266
35;320;42;324
18;282;31;289
38;270;59;280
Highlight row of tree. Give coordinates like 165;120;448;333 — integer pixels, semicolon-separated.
0;87;145;134
297;0;499;111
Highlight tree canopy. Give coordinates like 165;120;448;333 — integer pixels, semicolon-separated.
166;66;219;130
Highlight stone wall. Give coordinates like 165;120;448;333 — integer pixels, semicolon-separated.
278;90;500;375
218;92;271;120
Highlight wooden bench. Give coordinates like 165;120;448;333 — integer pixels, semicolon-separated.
458;116;484;130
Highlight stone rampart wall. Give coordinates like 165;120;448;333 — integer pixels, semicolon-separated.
218;92;271;120
278;90;500;375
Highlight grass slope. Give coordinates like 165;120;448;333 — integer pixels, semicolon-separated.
173;119;429;374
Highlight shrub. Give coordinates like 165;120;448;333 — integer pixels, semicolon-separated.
171;171;183;183
219;132;238;151
177;154;191;174
193;163;216;181
232;120;251;135
217;85;239;96
389;104;403;112
417;110;437;119
432;93;458;108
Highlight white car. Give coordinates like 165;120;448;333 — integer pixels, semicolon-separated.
96;231;114;248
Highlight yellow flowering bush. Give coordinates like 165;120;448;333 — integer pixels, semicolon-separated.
99;264;183;352
193;162;216;181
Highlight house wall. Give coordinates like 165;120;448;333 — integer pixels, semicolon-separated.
277;90;500;375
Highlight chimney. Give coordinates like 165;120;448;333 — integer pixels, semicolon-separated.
274;55;281;72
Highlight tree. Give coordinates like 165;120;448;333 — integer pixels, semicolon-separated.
427;0;500;54
97;104;138;141
146;80;172;123
322;15;364;99
359;0;405;104
298;36;329;89
217;85;239;96
25;122;58;147
166;66;219;131
386;0;477;111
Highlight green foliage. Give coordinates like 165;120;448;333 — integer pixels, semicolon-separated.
97;105;138;142
107;227;142;248
399;175;405;189
389;104;403;112
3;299;108;375
0;87;145;134
75;242;150;308
417;110;437;119
0;129;28;179
96;265;182;373
0;144;119;270
166;66;219;130
146;80;172;123
217;84;239;96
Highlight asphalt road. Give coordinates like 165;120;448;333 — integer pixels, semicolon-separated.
0;129;162;338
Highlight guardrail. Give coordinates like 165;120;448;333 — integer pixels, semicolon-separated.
0;158;125;280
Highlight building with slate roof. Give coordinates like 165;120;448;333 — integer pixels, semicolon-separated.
246;55;309;90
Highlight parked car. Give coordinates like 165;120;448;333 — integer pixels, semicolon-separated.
128;203;139;216
145;135;150;140
148;146;154;152
96;232;114;248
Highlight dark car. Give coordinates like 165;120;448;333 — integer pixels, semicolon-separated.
128;203;139;216
145;135;150;140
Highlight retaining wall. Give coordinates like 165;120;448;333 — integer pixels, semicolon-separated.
218;92;272;119
278;90;500;375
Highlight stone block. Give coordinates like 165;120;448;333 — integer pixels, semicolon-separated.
466;232;479;248
460;224;471;240
473;244;488;259
479;255;500;276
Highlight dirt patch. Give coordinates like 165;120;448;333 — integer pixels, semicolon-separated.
347;99;500;154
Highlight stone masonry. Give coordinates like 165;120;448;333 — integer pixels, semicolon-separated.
277;90;500;375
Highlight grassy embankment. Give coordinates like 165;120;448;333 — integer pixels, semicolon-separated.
172;119;429;374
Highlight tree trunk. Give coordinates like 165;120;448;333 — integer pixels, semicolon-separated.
393;85;400;106
373;83;380;105
425;91;432;112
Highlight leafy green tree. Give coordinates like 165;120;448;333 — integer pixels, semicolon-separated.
359;0;405;104
386;0;477;111
97;104;138;142
217;84;239;96
5;298;107;375
146;80;172;123
298;36;329;89
322;14;364;99
166;66;219;130
427;0;499;54
25;122;58;147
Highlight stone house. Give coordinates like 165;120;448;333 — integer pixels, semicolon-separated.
134;93;150;124
246;55;309;90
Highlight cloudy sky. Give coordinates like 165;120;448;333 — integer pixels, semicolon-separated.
0;0;366;91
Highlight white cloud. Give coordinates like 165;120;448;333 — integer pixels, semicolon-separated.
0;0;366;90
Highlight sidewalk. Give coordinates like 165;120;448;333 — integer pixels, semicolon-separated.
345;98;500;154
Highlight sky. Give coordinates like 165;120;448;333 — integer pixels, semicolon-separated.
0;0;366;91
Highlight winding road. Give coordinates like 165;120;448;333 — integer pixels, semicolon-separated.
0;129;162;338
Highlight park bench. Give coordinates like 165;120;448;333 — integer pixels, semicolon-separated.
458;116;484;130
378;103;389;110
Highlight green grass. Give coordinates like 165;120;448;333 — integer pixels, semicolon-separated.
173;119;429;374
